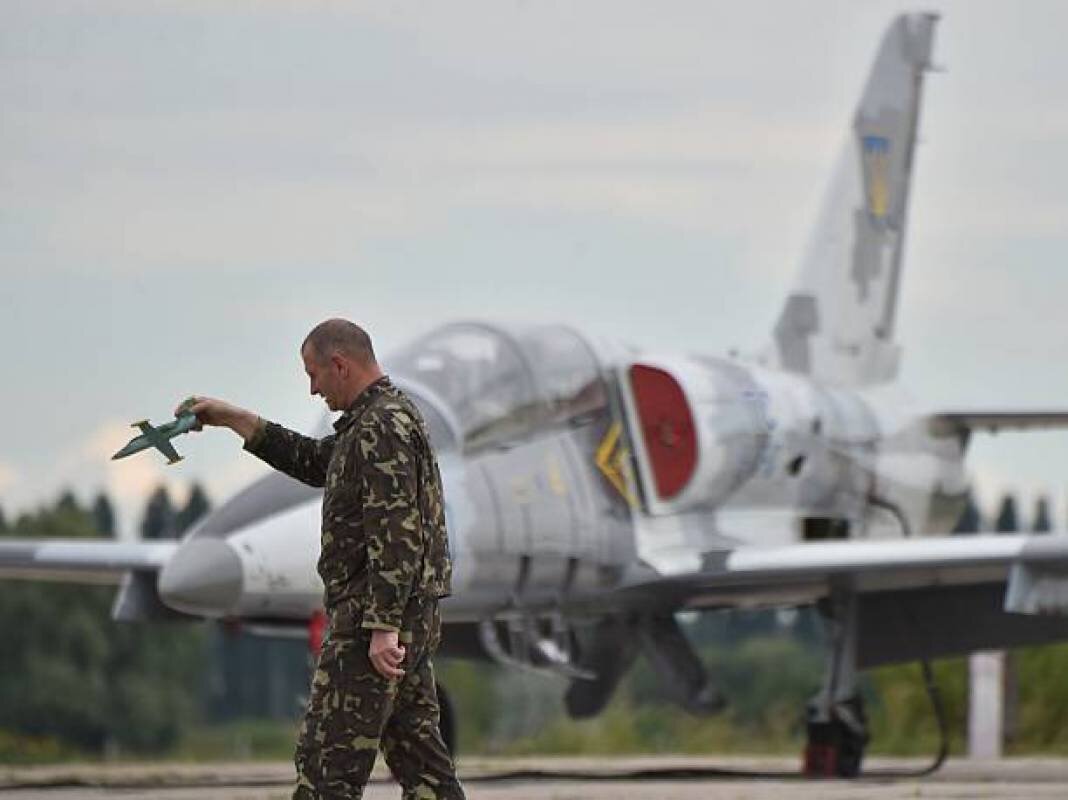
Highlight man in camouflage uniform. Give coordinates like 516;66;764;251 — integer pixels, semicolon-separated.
188;319;466;800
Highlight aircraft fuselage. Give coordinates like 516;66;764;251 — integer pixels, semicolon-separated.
157;322;970;628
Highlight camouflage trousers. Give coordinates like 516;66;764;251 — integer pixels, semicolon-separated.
293;596;465;799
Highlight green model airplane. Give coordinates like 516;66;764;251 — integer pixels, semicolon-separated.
112;397;199;465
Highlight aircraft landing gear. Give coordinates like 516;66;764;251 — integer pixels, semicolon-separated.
804;587;870;777
804;694;869;778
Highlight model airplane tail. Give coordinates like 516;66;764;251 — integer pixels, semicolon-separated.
770;12;938;387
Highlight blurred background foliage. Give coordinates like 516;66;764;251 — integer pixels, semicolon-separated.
2;489;1068;763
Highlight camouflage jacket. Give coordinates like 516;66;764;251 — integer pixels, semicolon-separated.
245;376;452;633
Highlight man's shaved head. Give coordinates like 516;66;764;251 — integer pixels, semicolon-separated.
302;319;377;365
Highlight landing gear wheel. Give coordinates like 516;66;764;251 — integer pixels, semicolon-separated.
803;695;869;778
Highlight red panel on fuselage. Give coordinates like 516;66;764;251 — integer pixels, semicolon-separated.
628;364;697;500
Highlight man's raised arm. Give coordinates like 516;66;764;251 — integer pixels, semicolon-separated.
185;396;335;488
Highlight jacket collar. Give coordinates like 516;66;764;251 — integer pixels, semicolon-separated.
333;376;391;433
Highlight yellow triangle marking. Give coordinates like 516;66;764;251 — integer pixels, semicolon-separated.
595;422;638;508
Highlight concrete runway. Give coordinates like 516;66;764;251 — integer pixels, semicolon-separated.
3;756;1068;799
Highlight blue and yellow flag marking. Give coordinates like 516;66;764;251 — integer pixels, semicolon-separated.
862;135;891;221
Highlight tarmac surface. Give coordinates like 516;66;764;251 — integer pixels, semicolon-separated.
3;756;1068;799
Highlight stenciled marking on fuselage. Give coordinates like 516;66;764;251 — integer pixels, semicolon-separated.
511;476;532;504
545;455;568;497
742;389;781;477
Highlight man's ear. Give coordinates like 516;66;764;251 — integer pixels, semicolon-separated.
331;352;348;376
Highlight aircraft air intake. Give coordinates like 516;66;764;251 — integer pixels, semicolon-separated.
621;356;767;515
627;364;698;499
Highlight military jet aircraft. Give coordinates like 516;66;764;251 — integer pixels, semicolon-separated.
6;13;1068;777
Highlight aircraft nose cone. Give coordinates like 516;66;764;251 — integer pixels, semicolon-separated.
158;538;243;616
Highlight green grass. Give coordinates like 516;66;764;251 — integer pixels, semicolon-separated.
11;638;1068;763
170;719;299;761
0;729;75;764
0;720;300;764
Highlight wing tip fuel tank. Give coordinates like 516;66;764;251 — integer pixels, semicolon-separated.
158;538;243;616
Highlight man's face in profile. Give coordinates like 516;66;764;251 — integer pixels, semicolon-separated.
302;346;344;411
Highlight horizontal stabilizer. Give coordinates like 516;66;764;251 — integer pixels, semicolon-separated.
929;411;1068;435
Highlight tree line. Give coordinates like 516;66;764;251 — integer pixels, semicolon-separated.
0;488;311;762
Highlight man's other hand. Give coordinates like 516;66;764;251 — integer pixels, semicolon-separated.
369;629;406;680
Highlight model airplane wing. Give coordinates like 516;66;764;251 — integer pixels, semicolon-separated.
0;539;177;584
134;421;183;463
155;439;182;464
612;533;1068;667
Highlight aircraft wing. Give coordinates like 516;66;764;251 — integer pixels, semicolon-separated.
611;534;1068;667
154;439;182;463
929;411;1068;435
135;422;182;462
0;539;177;585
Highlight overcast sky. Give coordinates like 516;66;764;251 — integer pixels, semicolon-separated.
3;0;1068;536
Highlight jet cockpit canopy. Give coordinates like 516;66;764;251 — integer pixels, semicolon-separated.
387;321;607;452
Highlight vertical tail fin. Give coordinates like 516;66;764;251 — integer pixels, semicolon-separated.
770;13;939;386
